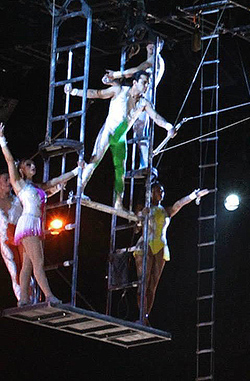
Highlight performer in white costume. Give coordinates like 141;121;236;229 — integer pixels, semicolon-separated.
65;70;176;209
0;122;81;306
106;39;165;169
0;171;23;300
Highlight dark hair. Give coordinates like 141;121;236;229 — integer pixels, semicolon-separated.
132;70;150;82
151;181;164;190
0;167;9;176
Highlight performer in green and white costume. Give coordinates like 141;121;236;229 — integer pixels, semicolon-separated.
65;70;175;209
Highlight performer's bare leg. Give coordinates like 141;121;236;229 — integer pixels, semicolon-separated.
21;236;58;303
146;248;165;316
19;249;33;304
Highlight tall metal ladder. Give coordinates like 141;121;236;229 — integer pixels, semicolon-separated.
38;0;92;306
196;5;222;381
106;40;159;324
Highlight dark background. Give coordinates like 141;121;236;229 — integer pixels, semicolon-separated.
0;1;250;380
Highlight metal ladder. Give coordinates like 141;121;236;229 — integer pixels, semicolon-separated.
196;6;221;381
38;0;92;306
106;40;159;324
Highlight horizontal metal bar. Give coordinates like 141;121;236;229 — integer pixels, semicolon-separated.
56;41;86;53
127;136;148;144
196;376;213;380
199;137;218;142
53;75;85;87
197;294;214;301
201;34;219;40
196;348;214;354
108;281;140;291
199;163;218;169
198;215;216;221
51;110;83;122
58;9;91;22
202;8;220;15
197;268;215;274
182;0;230;13
115;223;135;231
198;241;216;247
197;321;214;327
201;85;219;91
203;59;220;65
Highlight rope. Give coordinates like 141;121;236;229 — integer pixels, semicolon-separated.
153;115;250;156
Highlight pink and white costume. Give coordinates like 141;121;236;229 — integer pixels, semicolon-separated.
14;183;47;245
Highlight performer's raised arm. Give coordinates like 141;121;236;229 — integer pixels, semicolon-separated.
166;189;209;218
64;83;119;99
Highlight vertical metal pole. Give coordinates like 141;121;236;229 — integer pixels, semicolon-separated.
71;11;92;307
139;37;158;323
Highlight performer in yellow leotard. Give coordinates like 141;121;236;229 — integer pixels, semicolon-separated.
134;182;209;325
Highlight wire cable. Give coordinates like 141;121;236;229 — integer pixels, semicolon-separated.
154;115;250;155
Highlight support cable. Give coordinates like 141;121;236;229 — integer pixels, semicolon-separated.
154;115;250;155
155;3;227;168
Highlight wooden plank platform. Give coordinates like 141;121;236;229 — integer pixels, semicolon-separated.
1;303;171;348
81;199;139;222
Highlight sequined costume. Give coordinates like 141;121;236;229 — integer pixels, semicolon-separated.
0;196;23;300
134;204;171;261
14;183;47;245
133;54;165;168
82;86;149;197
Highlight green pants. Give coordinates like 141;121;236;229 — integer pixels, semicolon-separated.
109;120;129;196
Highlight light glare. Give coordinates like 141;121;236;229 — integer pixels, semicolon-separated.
224;194;240;211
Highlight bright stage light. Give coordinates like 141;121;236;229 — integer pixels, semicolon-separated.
224;194;240;211
49;218;64;234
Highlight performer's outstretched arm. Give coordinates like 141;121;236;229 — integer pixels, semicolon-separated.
166;189;209;218
64;83;119;99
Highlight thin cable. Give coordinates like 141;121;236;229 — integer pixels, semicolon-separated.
154;115;250;155
156;4;227;168
236;40;250;96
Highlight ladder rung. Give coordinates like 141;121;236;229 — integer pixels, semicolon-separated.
53;75;85;87
201;34;219;40
125;167;158;180
115;223;135;231
196;376;213;380
51;110;83;122
197;294;214;301
201;85;219;91
199;163;218;169
197;321;214;327
202;8;220;15
127;136;148;144
203;60;219;65
56;41;86;53
60;10;89;22
199;137;218;142
198;241;216;247
196;348;214;354
197;267;215;274
108;280;139;291
198;215;216;221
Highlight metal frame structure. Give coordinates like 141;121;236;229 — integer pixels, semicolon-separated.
38;0;92;306
106;37;159;325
